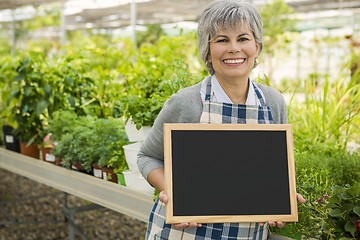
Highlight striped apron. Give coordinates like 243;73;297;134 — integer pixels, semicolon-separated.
146;77;274;240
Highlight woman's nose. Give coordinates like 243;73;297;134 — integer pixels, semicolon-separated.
228;41;241;53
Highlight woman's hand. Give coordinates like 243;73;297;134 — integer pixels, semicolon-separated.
159;191;202;229
259;193;306;228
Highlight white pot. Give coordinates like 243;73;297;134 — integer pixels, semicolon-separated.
123;142;143;172
125;119;152;142
123;170;154;194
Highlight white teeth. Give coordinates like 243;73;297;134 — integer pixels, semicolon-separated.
223;59;246;64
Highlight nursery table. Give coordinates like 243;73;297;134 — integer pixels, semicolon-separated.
0;148;153;239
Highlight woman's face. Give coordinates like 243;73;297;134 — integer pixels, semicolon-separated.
208;23;260;83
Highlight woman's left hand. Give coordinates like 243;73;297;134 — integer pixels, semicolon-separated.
259;193;306;228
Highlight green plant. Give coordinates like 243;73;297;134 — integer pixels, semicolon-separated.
289;73;360;150
52;114;129;173
46;110;78;143
0;54;20;127
121;58;201;129
320;184;360;239
7;52;49;143
53;115;96;172
92;118;129;169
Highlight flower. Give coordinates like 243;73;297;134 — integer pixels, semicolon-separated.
316;197;324;203
323;194;330;199
356;220;360;231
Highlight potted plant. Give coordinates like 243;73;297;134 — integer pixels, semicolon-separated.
53;115;96;172
0;54;21;152
7;53;50;158
91;118;129;183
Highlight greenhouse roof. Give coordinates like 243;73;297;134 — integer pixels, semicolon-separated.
0;0;359;30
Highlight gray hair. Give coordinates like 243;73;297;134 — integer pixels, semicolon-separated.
198;0;263;74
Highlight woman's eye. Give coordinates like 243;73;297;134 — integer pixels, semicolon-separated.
238;38;249;42
216;39;227;43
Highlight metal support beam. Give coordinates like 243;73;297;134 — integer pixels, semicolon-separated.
11;9;15;56
60;2;66;47
131;0;137;47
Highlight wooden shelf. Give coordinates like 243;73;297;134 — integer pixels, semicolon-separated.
0;148;153;223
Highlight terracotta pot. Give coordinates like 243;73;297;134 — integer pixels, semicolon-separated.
92;163;103;178
20;142;40;159
102;167;118;183
70;161;82;171
41;147;56;163
55;157;63;166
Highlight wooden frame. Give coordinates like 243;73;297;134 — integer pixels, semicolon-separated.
164;123;297;224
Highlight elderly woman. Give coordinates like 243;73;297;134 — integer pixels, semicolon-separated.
138;0;304;239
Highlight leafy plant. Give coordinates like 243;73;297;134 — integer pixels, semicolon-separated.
51;113;129;173
92;118;129;169
7;52;49;143
289;72;360;150
120;58;201;129
53;115;96;172
320;184;360;239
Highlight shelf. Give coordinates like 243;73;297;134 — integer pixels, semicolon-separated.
0;148;153;223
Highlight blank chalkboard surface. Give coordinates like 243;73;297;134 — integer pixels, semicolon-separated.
164;124;297;224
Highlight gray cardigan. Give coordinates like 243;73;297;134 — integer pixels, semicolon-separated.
137;81;288;180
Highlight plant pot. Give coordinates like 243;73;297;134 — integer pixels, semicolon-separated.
123;170;154;194
55;157;63;166
117;173;126;186
20;142;40;159
123;142;143;172
41;147;56;163
102;167;118;183
124;120;152;142
92;163;103;178
70;161;83;171
2;125;20;153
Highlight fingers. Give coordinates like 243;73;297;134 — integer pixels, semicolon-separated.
296;193;306;203
173;222;202;229
267;221;286;228
159;191;168;204
276;221;286;228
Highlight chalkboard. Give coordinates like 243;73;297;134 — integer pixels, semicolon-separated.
164;124;297;224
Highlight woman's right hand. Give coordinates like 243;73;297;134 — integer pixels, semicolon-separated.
159;191;202;229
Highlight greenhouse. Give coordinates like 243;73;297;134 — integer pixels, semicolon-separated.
0;0;359;239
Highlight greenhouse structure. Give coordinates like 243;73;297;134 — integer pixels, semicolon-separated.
0;0;360;239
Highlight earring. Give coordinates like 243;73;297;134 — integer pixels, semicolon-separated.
253;58;259;68
206;61;215;75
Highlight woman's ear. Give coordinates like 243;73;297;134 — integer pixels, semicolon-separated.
256;43;262;56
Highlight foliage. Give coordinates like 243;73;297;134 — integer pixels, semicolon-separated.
259;0;298;81
270;142;360;238
46;110;78;142
136;24;165;48
260;0;297;55
269;71;360;238
0;54;20;127
53;115;96;172
120;37;202;128
7;52;48;143
51;112;129;172
92;118;129;169
321;184;360;239
289;73;360;150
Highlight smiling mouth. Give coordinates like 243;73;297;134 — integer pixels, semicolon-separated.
223;58;246;64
